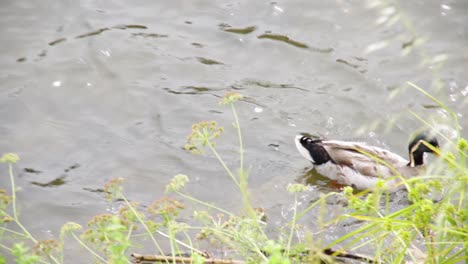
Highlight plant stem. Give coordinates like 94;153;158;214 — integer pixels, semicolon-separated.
119;194;205;258
8;163;37;244
182;231;195;258
0;226;30;238
126;224;133;241
168;227;176;264
207;142;240;187
0;243;11;252
286;195;298;257
119;194;170;264
292;192;336;224
175;191;234;217
155;230;205;255
71;232;107;263
231;103;244;172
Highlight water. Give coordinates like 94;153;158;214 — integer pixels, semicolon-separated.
0;0;467;260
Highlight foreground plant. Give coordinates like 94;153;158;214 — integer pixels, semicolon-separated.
1;88;465;264
0;93;351;263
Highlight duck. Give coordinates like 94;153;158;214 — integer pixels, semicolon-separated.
294;131;439;190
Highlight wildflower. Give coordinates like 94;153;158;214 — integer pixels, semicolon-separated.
60;222;82;241
103;178;125;201
60;222;82;235
0;189;12;224
375;180;385;189
145;220;159;232
169;221;189;233
148;196;184;215
412;199;435;226
185;121;224;154
82;214;128;250
193;210;211;222
196;229;209;240
148;196;184;225
87;213;114;227
458;138;468;151
0;153;20;164
119;202;144;228
444;204;455;215
165;174;189;193
0;189;10;208
220;92;243;105
427;180;443;192
34;239;60;256
414;182;430;196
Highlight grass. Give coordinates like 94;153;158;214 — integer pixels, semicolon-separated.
0;87;467;263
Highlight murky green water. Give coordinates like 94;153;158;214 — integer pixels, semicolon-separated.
1;0;467;260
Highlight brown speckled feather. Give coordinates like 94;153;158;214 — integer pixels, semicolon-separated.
321;140;410;178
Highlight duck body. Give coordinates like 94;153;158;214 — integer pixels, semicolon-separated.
295;133;439;190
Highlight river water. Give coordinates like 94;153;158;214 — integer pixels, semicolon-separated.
0;0;467;261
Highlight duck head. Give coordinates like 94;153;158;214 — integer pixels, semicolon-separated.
408;131;440;167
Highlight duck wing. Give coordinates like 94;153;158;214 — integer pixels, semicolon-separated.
321;140;408;178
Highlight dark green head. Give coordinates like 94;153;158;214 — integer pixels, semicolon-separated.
408;131;439;167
